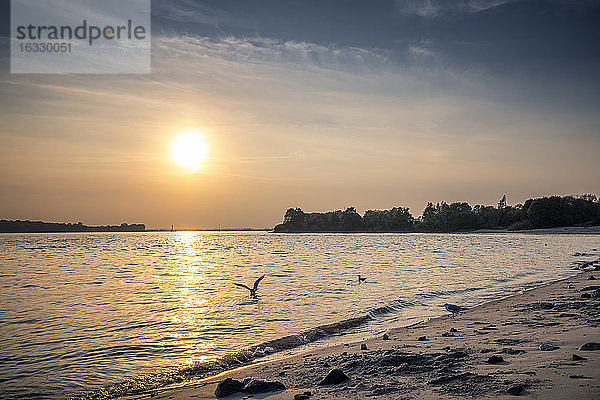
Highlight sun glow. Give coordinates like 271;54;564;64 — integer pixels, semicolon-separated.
171;131;209;172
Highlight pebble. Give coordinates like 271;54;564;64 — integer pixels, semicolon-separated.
572;354;587;361
507;384;525;396
242;379;286;394
486;355;504;364
361;344;368;350
579;342;600;350
319;369;349;385
382;333;390;340
417;336;427;341
569;374;593;379
294;391;312;400
214;378;243;398
581;285;600;291
540;343;560;351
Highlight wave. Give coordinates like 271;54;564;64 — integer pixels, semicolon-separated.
69;296;422;399
67;275;553;400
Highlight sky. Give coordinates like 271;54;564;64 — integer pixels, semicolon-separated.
1;0;599;229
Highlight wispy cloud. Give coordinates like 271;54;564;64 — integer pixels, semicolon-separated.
394;0;517;18
407;42;441;66
154;34;392;74
153;0;226;24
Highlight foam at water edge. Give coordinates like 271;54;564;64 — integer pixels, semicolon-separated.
70;311;391;399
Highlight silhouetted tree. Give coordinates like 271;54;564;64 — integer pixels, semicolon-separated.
363;207;413;232
273;194;600;233
498;194;507;209
342;207;363;231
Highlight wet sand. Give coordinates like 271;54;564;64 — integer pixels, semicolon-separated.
126;271;600;399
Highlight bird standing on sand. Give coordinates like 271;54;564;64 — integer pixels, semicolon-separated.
358;275;367;283
233;275;266;297
444;303;465;317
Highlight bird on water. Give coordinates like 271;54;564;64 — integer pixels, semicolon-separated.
234;275;266;297
444;303;465;317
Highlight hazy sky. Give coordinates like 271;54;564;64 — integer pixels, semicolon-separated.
1;0;599;228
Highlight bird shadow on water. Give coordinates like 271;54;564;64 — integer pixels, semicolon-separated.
237;297;261;306
349;280;380;286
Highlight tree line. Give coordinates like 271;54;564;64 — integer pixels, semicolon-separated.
273;194;600;233
0;220;146;233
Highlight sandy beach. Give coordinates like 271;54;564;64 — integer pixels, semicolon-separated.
127;270;600;400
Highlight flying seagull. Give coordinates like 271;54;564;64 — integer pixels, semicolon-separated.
233;275;266;297
358;275;367;283
444;303;465;317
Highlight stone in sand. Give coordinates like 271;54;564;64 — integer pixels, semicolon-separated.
540;343;560;351
428;372;472;385
572;354;587;361
214;378;244;398
537;302;554;309
579;342;600;350
294;391;312;400
507;384;526;395
319;369;349;385
569;374;594;379
242;379;286;394
361;343;368;350
581;285;600;291
486;355;504;364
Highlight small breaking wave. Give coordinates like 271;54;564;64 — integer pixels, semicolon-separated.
69;298;418;399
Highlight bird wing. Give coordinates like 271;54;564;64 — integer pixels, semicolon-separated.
233;283;252;291
253;274;266;291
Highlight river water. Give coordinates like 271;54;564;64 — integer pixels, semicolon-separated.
0;231;598;399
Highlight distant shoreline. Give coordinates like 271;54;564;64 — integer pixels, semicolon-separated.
0;219;146;233
0;219;275;233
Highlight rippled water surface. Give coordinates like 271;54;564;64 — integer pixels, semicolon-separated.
0;232;598;399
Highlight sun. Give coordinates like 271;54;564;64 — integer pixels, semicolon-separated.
171;131;209;172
